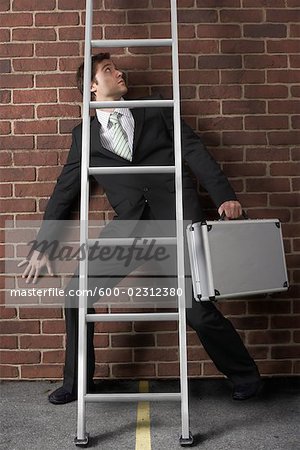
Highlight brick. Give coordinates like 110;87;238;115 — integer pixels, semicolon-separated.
37;105;80;119
0;152;12;165
268;132;300;146
180;70;219;85
0;121;10;135
14;120;57;135
290;55;300;68
198;85;241;99
198;55;242;69
268;40;300;54
221;70;265;84
178;9;218;23
59;119;81;134
179;40;218;54
14;152;58;166
245;85;288;99
244;24;286;38
0;43;33;57
95;349;132;363
0;13;33;27
129;71;172;86
199;117;243;131
245;116;288;130
222;162;267;177
246;178;290;193
0;199;36;213
58;26;85;41
270;163;300;177
230;316;268;329
271;315;300;329
0;0;9;11
134;321;177;332
290;24;300;37
18;307;62;319
13;89;57;104
221;39;264;54
0;320;40;334
0;184;12;196
0;90;10;103
35;12;79;26
0;351;41;364
221;9;263;22
223;132;267;146
0;136;34;150
272;346;300;359
21;364;63;378
270;194;300;207
248;300;291;315
0;336;18;349
112;363;155;377
268;70;300;83
223;100;266;114
37;135;71;150
181;100;220;115
36;43;79;57
42;350;65;363
197;24;241;38
0;105;34;120
0;59;10;73
104;0;149;7
135;348;178;362
0;305;17;318
13;58;57;72
248;330;291;345
128;10;171;24
0;28;9;41
157;332;179;347
20;335;63;349
246;147;289;162
243;0;286;6
111;334;155;347
0;74;33;89
13;0;55;10
12;28;56;41
58;0;85;8
245;55;287;69
0;365;19;378
0;168;35;182
42;319;65;334
36;73;78;88
105;25;148;40
267;9;300;22
196;0;240;5
292;116;300;129
92;10;128;25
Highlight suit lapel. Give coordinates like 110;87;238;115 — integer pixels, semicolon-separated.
131;107;145;159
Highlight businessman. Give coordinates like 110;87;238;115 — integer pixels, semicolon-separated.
20;53;261;404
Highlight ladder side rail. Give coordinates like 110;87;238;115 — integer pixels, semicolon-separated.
76;0;93;443
170;0;191;441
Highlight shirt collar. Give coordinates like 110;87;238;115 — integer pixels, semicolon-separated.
96;97;131;129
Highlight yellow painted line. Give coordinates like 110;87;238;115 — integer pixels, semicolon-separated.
135;380;151;450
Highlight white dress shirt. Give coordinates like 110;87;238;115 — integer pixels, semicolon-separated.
96;99;134;154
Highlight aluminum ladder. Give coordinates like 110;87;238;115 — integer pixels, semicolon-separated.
74;0;194;446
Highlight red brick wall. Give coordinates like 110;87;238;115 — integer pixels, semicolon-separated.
1;0;299;381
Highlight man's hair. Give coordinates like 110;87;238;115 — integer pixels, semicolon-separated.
76;52;111;98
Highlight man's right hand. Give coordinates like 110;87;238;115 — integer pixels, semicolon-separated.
18;250;54;284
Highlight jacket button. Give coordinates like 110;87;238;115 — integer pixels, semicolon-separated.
143;187;149;192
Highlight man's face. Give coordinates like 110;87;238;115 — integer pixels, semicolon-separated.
90;59;128;101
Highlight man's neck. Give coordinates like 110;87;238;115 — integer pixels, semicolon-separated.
97;95;122;112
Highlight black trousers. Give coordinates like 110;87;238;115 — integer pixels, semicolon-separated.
62;216;260;392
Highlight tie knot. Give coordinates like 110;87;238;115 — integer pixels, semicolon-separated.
109;111;121;125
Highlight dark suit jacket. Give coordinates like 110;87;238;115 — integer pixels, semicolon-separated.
37;96;236;243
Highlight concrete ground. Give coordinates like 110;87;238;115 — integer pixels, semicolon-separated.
0;378;299;450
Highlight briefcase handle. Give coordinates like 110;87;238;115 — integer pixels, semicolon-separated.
219;210;249;221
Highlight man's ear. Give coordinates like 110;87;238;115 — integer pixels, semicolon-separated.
90;79;97;94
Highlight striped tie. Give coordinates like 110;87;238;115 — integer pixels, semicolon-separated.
109;112;132;161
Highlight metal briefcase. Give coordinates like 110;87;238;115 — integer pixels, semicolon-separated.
186;219;289;301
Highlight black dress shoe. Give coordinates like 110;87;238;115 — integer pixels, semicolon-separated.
48;386;77;405
232;380;261;400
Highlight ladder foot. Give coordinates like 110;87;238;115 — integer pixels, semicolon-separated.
179;432;194;447
74;433;89;447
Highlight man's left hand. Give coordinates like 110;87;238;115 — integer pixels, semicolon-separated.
218;201;242;220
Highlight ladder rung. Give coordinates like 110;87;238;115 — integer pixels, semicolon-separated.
89;165;175;175
90;99;174;109
86;313;179;322
87;237;176;246
91;38;172;48
85;392;181;402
